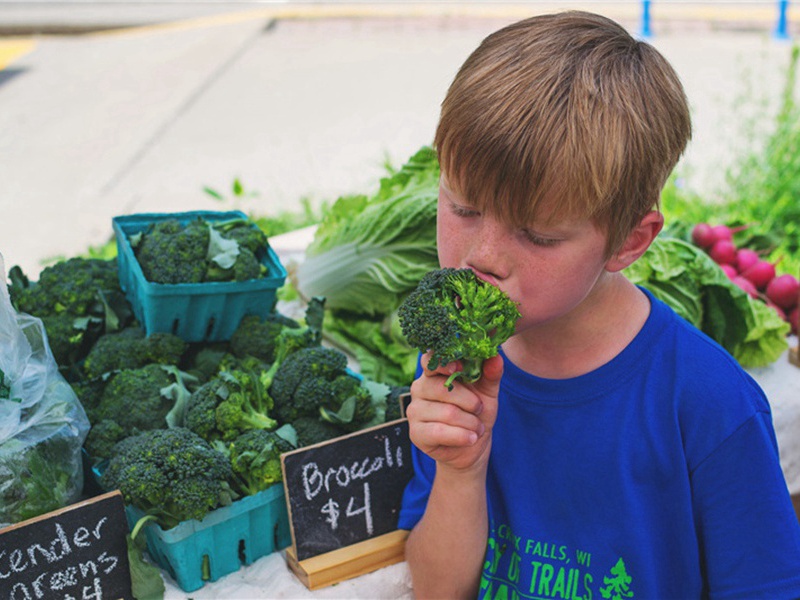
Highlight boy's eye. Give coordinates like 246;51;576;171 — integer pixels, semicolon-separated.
451;204;480;218
522;230;559;247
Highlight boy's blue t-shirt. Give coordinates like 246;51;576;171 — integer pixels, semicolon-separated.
398;289;800;599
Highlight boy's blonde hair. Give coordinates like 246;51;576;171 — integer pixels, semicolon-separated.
435;11;692;255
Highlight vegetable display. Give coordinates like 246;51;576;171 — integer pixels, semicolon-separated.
398;268;521;388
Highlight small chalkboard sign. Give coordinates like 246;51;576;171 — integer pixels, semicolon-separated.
0;491;133;600
282;418;414;563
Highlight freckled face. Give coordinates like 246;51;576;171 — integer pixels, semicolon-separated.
436;179;614;338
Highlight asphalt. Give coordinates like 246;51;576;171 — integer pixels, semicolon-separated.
0;2;798;279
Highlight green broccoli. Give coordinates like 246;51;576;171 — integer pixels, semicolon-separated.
100;428;236;530
383;384;410;422
9;257;122;317
93;364;192;436
185;367;277;442
206;246;265;282
214;218;270;254
226;426;297;496
84;418;127;461
82;326;187;378
397;268;521;388
229;312;300;364
132;218;210;284
292;416;345;447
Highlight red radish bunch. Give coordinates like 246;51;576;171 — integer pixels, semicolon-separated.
690;222;799;335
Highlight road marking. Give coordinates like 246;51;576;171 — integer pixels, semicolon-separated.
0;38;36;71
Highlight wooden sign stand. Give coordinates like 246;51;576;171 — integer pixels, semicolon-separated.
790;344;799;368
285;529;408;590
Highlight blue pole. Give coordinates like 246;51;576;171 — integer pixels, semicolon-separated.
639;0;653;39
775;0;790;40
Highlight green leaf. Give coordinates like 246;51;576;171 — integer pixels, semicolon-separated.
207;225;240;269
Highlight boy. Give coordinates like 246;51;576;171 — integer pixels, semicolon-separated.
398;11;800;599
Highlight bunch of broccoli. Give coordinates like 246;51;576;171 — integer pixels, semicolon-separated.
100;428;237;530
130;217;271;284
398;267;521;388
82;326;187;378
184;366;278;443
225;425;297;496
83;363;195;459
7;258;132;370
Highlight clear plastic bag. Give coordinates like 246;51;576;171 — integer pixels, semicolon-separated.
0;254;90;527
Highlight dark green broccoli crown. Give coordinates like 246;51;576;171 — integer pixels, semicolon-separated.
220;222;269;254
229;313;299;364
317;374;375;432
12;258;120;317
269;346;348;410
95;364;177;434
185;378;226;441
84;418;127;460
398;268;521;386
100;427;235;529
135;218;210;284
40;313;87;367
82;326;187;378
232;246;264;281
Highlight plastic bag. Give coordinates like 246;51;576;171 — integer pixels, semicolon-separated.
0;253;90;527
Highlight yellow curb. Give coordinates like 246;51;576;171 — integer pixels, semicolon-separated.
0;38;36;71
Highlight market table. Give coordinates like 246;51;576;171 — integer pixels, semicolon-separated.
155;232;800;598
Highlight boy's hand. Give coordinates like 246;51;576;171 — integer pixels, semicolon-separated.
406;353;503;473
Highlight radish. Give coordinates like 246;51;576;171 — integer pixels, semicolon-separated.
765;274;800;311
741;260;777;290
710;223;750;242
732;275;759;298
734;248;759;273
709;239;737;265
691;223;716;249
720;264;738;279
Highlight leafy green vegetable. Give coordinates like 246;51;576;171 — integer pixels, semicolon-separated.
625;236;789;368
295;146;440;317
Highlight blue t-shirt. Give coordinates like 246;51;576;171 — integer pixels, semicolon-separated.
398;289;800;599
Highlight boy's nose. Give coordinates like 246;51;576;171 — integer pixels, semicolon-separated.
466;219;509;279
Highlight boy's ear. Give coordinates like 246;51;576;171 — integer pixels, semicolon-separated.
605;211;664;273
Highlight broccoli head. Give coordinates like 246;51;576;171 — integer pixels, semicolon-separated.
185;367;277;442
215;219;270;254
10;257;121;317
100;428;236;529
229;312;300;364
83;326;187;378
132;218;210;284
269;346;349;423
315;374;375;432
226;427;297;496
398;268;521;388
292;416;345;447
84;418;128;461
93;364;190;435
206;246;265;282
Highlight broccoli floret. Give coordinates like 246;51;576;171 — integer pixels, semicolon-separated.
100;428;236;530
83;326;187;378
229;313;300;364
10;257;121;317
185;368;277;442
207;246;265;282
398;268;521;388
182;343;230;383
84;418;128;461
383;385;410;422
215;219;269;254
93;364;189;435
226;427;297;496
292;416;344;447
270;346;349;423
133;218;210;284
316;374;376;432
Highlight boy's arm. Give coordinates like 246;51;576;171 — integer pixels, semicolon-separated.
403;355;503;598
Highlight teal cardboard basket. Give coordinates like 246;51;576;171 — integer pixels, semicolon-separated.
112;211;287;342
127;484;292;592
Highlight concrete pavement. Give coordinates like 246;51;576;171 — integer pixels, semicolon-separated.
0;2;798;278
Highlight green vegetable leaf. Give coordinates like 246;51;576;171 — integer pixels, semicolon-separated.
207;225;240;269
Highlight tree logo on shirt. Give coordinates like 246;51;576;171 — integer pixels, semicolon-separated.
600;558;633;599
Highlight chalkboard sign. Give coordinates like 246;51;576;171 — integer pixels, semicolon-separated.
0;491;133;600
282;419;414;561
